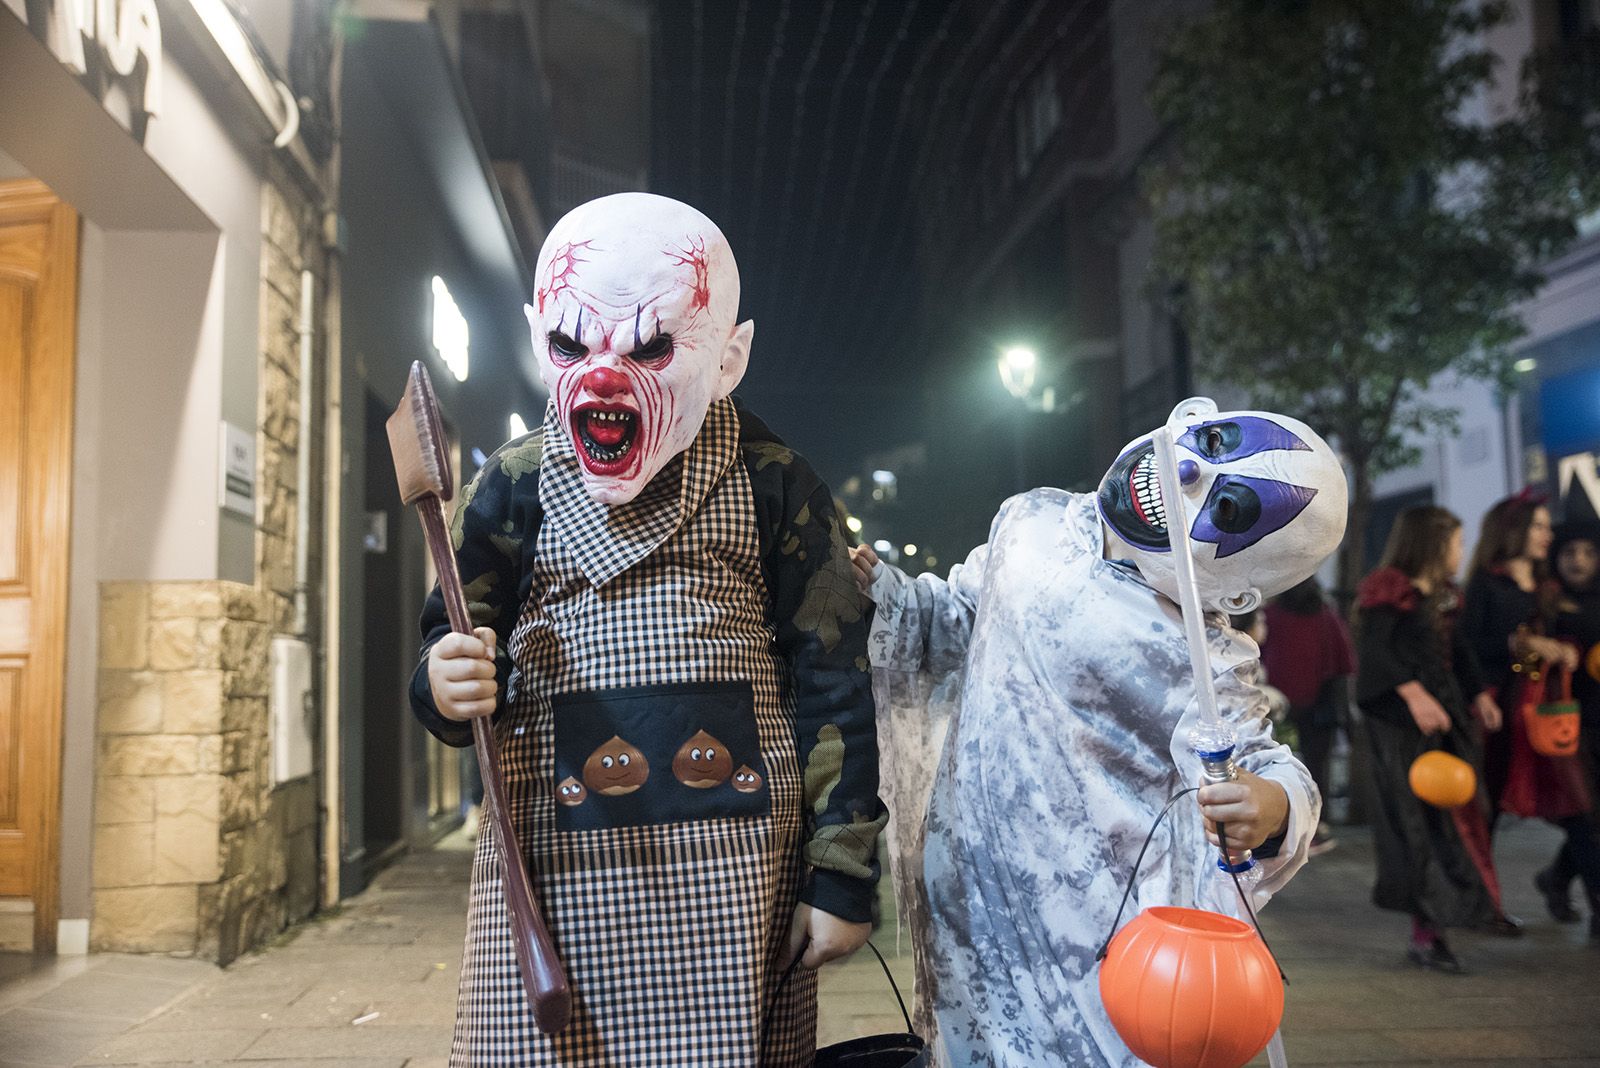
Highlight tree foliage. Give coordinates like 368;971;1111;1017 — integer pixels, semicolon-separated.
1149;0;1595;479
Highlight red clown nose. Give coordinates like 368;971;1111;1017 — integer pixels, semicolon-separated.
582;367;630;398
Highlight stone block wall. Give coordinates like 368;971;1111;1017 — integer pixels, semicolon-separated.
88;170;323;963
92;581;267;955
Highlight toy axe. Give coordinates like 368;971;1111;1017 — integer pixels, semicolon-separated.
387;360;571;1034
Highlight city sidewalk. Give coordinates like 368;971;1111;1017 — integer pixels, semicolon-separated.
1;820;1595;1067
0;830;912;1068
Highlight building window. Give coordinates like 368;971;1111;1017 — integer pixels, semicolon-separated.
1015;63;1062;178
1557;0;1599;40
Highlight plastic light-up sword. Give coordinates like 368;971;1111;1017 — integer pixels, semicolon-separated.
1151;424;1290;1068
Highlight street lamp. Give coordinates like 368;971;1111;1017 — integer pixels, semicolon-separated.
998;346;1039;493
998;346;1037;399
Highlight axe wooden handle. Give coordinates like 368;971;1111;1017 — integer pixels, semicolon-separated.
388;363;570;1034
416;500;571;1034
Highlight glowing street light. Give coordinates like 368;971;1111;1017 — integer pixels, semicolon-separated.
903;543;918;557
845;516;864;534
998;346;1037;399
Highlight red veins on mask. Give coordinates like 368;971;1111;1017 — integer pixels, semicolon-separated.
537;240;595;314
665;238;712;319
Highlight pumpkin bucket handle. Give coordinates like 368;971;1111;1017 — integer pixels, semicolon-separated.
1094;786;1288;985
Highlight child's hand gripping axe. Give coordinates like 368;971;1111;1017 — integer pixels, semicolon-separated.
387;361;571;1034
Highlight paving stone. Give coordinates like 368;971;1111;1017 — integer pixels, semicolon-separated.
0;1007;128;1065
236;1027;448;1061
75;1029;263;1065
20;970;195;1022
91;955;219;987
0;955;96;1014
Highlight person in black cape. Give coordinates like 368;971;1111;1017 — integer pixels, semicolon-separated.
1355;506;1501;972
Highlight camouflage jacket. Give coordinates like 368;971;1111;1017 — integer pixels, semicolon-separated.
408;401;887;922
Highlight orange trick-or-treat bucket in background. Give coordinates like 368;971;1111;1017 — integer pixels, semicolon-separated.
1408;750;1477;809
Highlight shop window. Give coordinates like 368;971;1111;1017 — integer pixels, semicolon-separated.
1557;0;1600;40
1014;63;1062;179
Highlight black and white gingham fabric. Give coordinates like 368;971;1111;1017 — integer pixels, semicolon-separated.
451;398;817;1066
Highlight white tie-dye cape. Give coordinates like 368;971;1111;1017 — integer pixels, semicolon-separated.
870;489;1318;1067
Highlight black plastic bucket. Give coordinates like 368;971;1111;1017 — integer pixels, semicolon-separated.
784;941;929;1067
814;1030;929;1067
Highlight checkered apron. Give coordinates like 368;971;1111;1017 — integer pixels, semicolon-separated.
450;399;816;1066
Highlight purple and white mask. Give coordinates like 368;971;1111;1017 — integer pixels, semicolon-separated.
1097;398;1347;613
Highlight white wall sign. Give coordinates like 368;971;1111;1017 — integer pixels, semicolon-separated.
219;421;255;518
1558;451;1600;517
29;0;162;119
431;275;470;383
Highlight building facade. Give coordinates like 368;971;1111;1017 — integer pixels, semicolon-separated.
1368;0;1600;557
0;0;650;961
0;0;330;959
838;0;1205;567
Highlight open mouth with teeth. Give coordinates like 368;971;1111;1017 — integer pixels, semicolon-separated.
571;404;641;475
1098;443;1174;551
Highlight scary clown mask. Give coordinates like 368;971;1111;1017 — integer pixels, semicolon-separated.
525;193;753;505
1097;398;1347;614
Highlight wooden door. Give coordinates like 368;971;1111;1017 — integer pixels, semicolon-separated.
0;180;77;952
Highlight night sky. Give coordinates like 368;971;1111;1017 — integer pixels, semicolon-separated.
650;0;980;488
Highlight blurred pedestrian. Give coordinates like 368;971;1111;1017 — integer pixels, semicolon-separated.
1354;505;1498;972
1263;575;1355;855
1461;494;1600;940
1534;519;1600;936
1232;609;1293;742
460;748;484;840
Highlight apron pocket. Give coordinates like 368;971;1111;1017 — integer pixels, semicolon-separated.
550;680;772;831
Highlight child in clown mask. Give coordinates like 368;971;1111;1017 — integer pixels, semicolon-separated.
853;398;1345;1067
410;193;886;1066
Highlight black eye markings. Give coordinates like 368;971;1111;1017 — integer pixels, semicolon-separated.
1210;482;1262;534
548;331;586;361
630;334;674;363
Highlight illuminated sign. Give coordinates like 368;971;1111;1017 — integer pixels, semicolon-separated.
30;0;162;120
431;276;470;383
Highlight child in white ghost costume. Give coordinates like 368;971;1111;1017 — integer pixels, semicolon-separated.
854;399;1347;1067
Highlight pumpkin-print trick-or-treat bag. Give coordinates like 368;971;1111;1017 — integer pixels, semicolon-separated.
1528;664;1581;757
1502;663;1591;820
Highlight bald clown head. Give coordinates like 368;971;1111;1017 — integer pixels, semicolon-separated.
525;193;753;504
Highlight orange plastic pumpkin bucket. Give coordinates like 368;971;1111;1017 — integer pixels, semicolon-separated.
1408;750;1476;809
1098;906;1283;1068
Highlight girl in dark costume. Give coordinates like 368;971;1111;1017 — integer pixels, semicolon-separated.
1540;519;1600;935
1462;496;1600;938
1355;506;1500;972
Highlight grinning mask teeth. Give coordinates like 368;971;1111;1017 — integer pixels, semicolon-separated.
1097;398;1348;613
526;193;753;505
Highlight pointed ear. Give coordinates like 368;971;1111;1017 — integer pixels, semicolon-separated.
716;319;754;399
524;303;539;338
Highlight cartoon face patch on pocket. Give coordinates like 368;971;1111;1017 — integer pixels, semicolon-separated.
550;681;770;831
672;730;733;788
583;736;650;795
